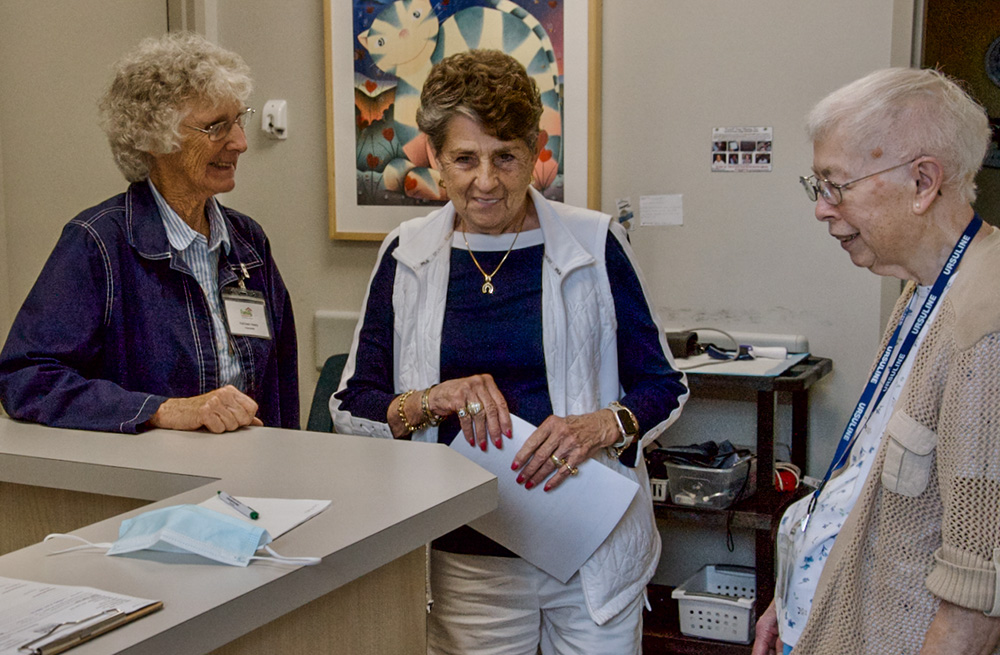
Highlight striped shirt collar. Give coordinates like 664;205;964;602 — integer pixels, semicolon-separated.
148;180;231;255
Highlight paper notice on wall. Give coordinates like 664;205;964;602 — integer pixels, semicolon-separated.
712;127;772;172
640;194;683;226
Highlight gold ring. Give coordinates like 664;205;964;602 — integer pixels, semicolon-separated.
551;454;567;467
564;463;579;476
467;401;483;415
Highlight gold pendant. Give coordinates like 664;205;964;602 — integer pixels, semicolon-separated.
461;222;524;297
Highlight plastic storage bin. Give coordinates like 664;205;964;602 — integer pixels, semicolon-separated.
672;564;757;644
665;456;756;509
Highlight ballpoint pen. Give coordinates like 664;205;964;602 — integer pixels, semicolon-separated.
217;491;259;520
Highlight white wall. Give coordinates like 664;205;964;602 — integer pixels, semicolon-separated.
0;1;166;342
0;0;915;476
601;0;917;476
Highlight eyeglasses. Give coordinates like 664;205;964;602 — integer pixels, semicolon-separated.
799;156;920;206
185;107;255;142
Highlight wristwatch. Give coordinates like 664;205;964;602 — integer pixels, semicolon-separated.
608;401;639;458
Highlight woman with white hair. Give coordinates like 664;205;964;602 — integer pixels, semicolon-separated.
0;32;298;433
753;67;1000;654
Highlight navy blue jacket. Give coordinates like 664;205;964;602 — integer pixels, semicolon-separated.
0;181;299;432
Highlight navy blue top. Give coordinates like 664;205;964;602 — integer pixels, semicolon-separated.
337;229;684;446
335;227;685;556
436;231;551;443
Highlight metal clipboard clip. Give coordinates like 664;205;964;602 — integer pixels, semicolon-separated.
19;608;123;655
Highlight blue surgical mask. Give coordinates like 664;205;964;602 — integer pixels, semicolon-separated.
45;505;320;567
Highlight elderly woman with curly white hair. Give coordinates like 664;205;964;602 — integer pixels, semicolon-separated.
0;32;298;433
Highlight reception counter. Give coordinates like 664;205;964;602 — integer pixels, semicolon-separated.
0;418;497;654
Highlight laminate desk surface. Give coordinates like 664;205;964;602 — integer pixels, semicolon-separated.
0;419;497;654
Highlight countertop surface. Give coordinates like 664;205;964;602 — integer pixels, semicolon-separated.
0;419;497;654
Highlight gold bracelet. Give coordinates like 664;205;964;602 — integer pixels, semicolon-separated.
421;386;444;427
396;389;426;433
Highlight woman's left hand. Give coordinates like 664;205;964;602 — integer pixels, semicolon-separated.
511;410;620;492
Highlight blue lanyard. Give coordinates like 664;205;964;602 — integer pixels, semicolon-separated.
802;215;982;528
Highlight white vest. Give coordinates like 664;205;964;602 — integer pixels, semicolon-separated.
332;187;688;623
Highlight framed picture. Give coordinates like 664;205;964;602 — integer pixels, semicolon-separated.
323;0;603;240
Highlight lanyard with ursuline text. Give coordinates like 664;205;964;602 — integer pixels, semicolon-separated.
801;214;982;532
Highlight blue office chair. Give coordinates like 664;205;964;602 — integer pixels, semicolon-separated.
306;353;349;432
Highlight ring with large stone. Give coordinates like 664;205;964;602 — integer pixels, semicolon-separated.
467;401;483;416
564;463;579;476
551;454;567;467
457;407;468;418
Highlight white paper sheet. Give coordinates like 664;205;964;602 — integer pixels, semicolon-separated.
676;352;809;376
450;415;639;582
199;495;331;539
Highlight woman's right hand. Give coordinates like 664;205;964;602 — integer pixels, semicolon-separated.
427;374;512;450
148;385;262;433
752;599;783;655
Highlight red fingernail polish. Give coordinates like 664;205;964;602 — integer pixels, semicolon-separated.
504;429;512;438
516;474;524;484
480;441;487;451
511;461;520;471
494;439;502;449
525;480;535;490
543;485;551;492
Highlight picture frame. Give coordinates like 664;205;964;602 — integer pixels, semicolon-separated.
323;0;603;240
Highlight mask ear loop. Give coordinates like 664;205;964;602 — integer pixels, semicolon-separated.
44;534;321;566
43;533;114;554
251;545;322;566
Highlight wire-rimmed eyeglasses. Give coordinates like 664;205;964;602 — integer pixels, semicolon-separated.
185;107;255;142
799;156;920;206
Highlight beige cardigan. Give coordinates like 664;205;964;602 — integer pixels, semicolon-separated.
794;226;1000;654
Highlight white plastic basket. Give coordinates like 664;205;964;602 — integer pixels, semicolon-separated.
672;565;756;644
650;478;668;502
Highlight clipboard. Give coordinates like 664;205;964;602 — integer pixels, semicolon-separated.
17;602;163;655
0;576;162;655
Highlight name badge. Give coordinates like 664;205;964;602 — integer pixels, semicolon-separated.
222;288;272;339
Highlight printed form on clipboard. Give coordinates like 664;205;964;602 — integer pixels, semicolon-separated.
0;577;161;655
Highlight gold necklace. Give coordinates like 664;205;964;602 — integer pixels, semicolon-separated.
460;215;526;294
